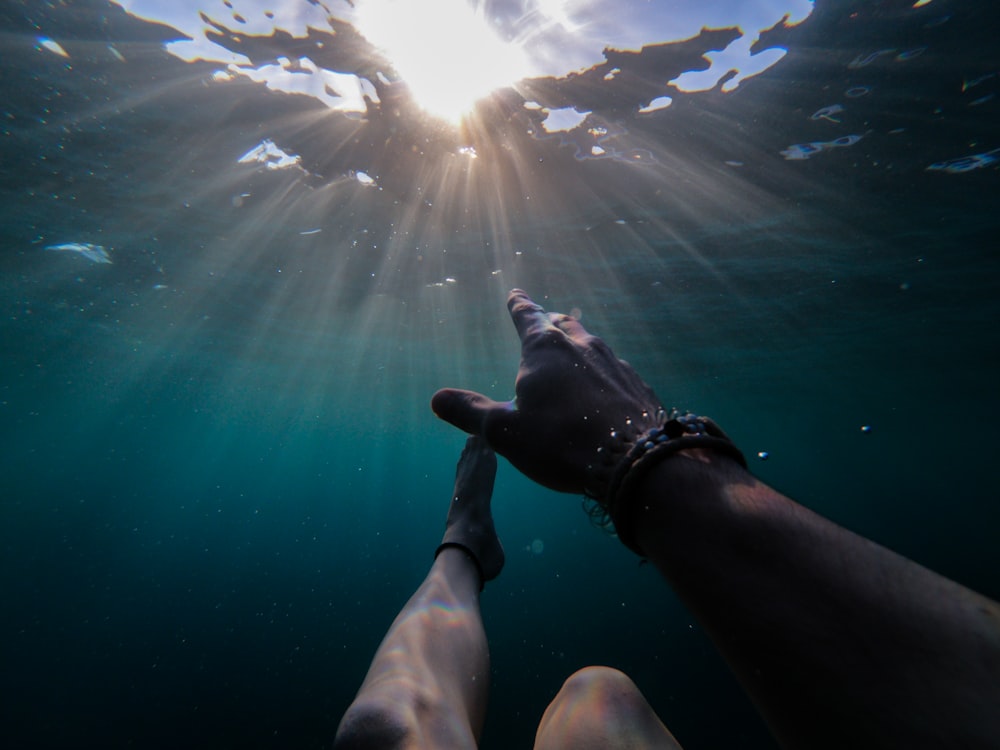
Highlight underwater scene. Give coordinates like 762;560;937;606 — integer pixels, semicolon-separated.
1;0;998;747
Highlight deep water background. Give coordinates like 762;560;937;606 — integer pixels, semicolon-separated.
2;1;999;748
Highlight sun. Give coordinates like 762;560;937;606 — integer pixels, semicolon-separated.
354;0;530;124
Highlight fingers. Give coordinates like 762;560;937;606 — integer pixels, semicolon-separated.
507;289;557;342
551;313;592;344
431;388;511;436
507;290;597;348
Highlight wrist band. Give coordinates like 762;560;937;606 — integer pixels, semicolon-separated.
585;411;747;555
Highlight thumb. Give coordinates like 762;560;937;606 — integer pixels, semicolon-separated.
431;388;511;437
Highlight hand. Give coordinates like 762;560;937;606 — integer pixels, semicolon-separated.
432;289;665;495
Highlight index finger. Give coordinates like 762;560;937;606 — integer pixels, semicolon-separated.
507;288;557;342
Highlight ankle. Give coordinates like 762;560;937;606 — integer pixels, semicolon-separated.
433;543;486;593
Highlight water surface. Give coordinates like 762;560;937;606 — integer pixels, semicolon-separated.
1;1;998;747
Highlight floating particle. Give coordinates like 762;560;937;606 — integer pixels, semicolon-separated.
44;242;112;264
781;142;825;160
299;228;322;236
238;139;300;170
926;148;1000;173
780;134;863;160
896;47;927;61
528;538;544;554
860;425;873;433
831;134;863;147
969;93;995;107
845;86;872;98
355;171;376;187
623;149;657;165
810;104;844;122
848;49;895;69
757;451;770;461
962;72;996;92
37;37;69;58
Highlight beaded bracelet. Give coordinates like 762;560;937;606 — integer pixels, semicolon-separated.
591;412;747;555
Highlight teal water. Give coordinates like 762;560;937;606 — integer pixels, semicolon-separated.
2;1;999;748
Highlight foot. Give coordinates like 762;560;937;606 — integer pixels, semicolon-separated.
437;436;505;586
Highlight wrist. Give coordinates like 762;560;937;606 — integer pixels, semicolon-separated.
579;410;748;557
611;440;749;557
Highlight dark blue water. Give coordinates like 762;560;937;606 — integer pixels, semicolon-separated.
2;0;998;747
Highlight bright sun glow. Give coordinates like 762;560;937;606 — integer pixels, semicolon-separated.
355;0;530;124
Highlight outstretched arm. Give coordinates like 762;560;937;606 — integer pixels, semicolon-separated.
432;290;1000;749
632;450;1000;748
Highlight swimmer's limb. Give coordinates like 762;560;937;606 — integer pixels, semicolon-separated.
333;438;500;750
436;436;504;587
534;666;686;750
433;289;663;495
433;289;1000;749
631;452;1000;749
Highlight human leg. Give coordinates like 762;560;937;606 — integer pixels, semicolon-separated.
533;666;684;750
334;437;504;750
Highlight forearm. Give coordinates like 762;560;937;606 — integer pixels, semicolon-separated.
626;451;1000;748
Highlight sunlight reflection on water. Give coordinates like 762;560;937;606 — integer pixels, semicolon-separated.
109;0;813;125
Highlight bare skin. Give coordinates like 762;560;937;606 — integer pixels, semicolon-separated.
334;437;679;750
534;666;684;750
333;438;493;750
427;289;1000;749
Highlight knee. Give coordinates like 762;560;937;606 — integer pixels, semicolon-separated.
536;666;681;750
563;666;634;689
333;699;411;750
555;665;642;707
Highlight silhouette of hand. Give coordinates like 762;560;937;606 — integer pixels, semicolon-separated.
432;289;664;495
